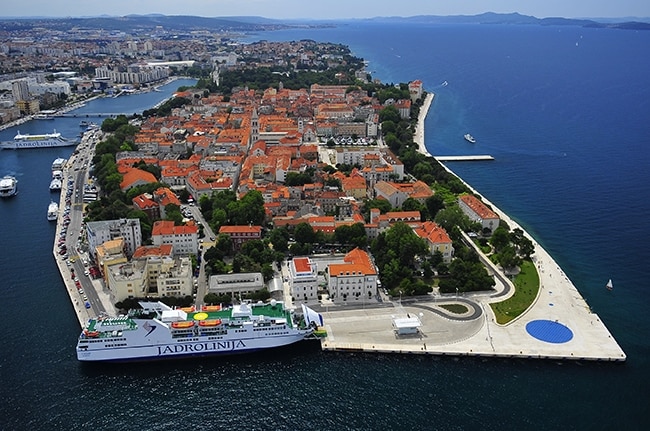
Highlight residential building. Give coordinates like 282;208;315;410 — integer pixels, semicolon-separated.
413;221;454;263
151;220;199;256
288;257;319;302
218;225;263;251
86;218;142;260
458;194;500;232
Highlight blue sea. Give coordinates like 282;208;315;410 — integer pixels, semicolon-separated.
1;24;649;430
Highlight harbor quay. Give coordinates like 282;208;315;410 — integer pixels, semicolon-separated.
52;129;116;328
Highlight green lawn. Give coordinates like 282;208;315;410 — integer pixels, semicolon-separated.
439;303;469;314
489;259;540;324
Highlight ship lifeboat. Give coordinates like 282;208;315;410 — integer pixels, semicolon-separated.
171;321;195;329
84;330;100;338
199;319;222;327
201;305;221;312
180;306;196;313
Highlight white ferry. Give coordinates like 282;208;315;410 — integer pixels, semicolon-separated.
47;201;58;221
76;301;322;362
0;175;18;197
0;131;76;150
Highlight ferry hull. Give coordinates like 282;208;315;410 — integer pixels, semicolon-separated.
77;332;310;362
1;140;76;150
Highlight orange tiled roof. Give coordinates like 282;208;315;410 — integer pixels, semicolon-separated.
459;194;499;220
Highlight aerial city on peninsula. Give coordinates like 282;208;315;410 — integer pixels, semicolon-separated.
0;14;626;363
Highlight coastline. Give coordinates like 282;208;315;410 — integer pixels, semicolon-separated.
320;84;625;362
417;89;623;359
413;92;434;157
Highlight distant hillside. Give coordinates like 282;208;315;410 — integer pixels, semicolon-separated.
362;12;650;30
0;13;648;33
0;14;289;33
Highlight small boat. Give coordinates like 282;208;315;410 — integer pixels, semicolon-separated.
47;201;58;221
49;177;62;191
171;321;195;329
464;133;476;144
0;175;18;197
199;319;222;327
606;279;613;291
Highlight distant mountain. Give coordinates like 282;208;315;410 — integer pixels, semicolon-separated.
362;12;650;30
0;13;648;33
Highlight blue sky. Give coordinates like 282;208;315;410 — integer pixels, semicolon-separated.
2;0;649;19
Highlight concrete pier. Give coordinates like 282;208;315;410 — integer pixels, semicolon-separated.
435;155;494;161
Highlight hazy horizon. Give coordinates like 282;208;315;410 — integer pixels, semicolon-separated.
1;0;648;21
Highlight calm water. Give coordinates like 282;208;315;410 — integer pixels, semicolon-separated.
1;24;649;430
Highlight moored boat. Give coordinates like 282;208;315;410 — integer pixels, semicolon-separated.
49;177;62;191
47;201;58;221
76;300;321;362
0;175;18;197
52;158;67;171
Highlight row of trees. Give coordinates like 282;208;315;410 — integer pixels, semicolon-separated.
198;190;266;234
489;226;535;270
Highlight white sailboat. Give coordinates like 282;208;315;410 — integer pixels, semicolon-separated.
605;279;613;291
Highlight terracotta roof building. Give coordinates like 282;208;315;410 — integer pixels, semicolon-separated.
326;248;378;303
218;225;262;251
151;220;199;256
458;194;500;232
288;257;319;301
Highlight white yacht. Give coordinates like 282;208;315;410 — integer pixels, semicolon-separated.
0;175;18;197
47;201;58;221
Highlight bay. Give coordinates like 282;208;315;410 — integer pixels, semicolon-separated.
1;23;649;430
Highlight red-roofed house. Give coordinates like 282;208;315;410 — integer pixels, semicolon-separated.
218;225;262;251
458;194;500;232
326;248;378;303
132;193;160;221
153;187;181;218
288;257;318;301
151;220;199;256
413;221;454;263
120;168;158;191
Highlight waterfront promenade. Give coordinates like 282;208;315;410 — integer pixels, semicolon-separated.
321;89;625;362
52;129;116;328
